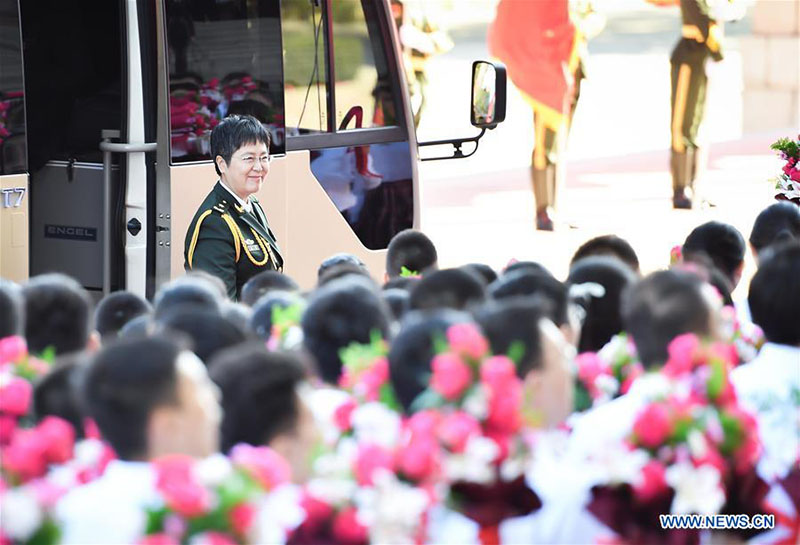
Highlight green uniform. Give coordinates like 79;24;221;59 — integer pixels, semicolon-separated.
184;182;283;300
670;0;724;203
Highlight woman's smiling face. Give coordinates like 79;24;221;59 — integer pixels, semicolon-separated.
217;141;270;201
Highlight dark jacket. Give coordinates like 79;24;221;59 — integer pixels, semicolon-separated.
184;182;283;299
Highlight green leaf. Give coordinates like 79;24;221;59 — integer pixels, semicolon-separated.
378;383;402;413
706;359;725;400
506;341;526;367
26;519;61;545
409;387;444;413
400;266;419;277
573;381;593;412
432;332;449;355
144;507;169;534
38;346;57;365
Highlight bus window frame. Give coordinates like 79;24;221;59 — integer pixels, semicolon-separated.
286;0;411;152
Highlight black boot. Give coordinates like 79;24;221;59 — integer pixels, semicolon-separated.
671;150;693;209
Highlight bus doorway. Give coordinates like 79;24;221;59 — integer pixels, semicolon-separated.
20;0;156;297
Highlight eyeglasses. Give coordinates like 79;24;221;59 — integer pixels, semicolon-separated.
235;154;272;166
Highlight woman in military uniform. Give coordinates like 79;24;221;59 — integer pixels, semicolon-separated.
184;115;283;300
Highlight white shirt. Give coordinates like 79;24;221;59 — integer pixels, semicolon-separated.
732;343;800;480
56;460;157;544
219;179;252;214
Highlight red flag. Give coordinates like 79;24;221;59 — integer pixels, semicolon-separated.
488;0;581;130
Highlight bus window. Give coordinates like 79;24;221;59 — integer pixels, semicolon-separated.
0;0;26;175
165;0;285;163
282;0;329;135
332;0;398;130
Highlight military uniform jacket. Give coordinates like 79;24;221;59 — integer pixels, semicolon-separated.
674;0;725;63
184;182;283;300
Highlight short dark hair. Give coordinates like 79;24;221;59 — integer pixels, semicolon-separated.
154;278;222;319
386;229;438;279
0;279;23;338
301;277;391;384
34;353;88;438
388;310;474;413
571;235;640;273
683;221;745;287
502;260;551;277
209;344;306;453
211;114;271;177
382;288;410;322
382;276;420;292
83;336;182;460
23;274;92;356
748;242;800;345
622;270;712;369
409;268;486;312
94;291;152;343
119;314;154;339
749;202;800;254
250;291;305;340
317;263;375;288
240;271;299;307
475;298;547;378
318;253;367;279
568;256;638;352
489;270;569;326
183;271;228;300
461;263;498;286
156;309;248;365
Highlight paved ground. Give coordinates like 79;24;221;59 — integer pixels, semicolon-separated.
413;2;788;300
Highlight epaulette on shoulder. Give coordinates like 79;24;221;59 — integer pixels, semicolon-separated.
212;200;229;215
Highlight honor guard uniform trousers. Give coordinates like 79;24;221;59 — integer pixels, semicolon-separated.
670;0;724;204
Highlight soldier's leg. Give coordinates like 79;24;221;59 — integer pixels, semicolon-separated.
686;65;709;201
531;111;553;230
670;59;693;208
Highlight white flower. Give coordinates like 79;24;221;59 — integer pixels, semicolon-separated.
444;436;499;484
500;457;525;481
586;444;649;487
307;477;358;506
351;402;401;449
463;385;489;420
254;484;306;543
687;430;709;459
46;466;78;489
0;487;44;540
666;462;725;515
192;453;233;488
73;439;104;467
282;326;304;350
595;374;620;400
355;470;429;544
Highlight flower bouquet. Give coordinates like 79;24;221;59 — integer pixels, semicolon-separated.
409;323;542;544
770;136;800;205
142;445;293;545
586;335;769;544
574;333;644;412
265;303;305;352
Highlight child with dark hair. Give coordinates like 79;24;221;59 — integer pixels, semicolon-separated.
382;288;411;323
153;277;223;319
409;268;486;312
156;308;249;365
317;262;375;288
317;253;367;279
733;242;800;477
249;290;305;341
94;291;152;344
570;235;640;274
387;310;474;413
461;263;498;285
476;298;575;427
23;273;98;356
209;344;317;482
682;221;746;289
749;201;800;260
0;279;23;338
502;260;551;277
240;270;299;307
57;336;221;543
489;269;580;346
382;275;420;292
301;276;391;384
568;256;638;353
385;228;438;280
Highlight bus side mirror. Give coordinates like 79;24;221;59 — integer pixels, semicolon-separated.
470;61;506;130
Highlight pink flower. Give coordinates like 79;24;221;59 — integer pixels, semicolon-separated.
332;507;368;545
663;334;701;377
154;455;212;518
480;356;517;389
190;533;238;545
634;460;668;501
163;514;187;538
576;352;610;384
396;438;439;482
0;336;27;365
30;478;67;508
333;399;357;432
620;363;644;395
299;493;334;533
359;358;390;401
446;324;489;360
1;428;48;481
633;403;673;449
37;417;75;464
0;376;32;416
230;444;291;490
790;168;800;182
406;410;440;437
486;379;523;434
229;502;257;537
139;535;180;545
354;443;394;486
430;353;472;401
438;411;481;453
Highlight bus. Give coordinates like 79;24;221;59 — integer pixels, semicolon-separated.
0;0;505;297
